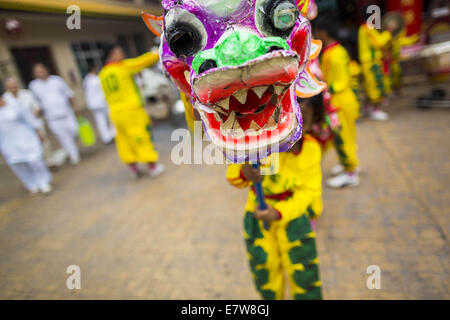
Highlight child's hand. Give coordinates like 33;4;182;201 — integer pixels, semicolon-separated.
242;164;262;183
255;205;281;223
34;109;42;118
73;104;83;116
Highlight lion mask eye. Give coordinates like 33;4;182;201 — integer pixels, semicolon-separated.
255;0;299;38
164;8;207;58
272;2;298;30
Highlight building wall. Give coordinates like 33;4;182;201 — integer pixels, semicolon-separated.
0;11;156;108
0;40;21;83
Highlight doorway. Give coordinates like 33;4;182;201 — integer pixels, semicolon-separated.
10;46;58;86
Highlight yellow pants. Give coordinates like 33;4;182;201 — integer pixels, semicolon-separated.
362;62;385;104
331;89;360;172
110;108;159;164
244;198;322;300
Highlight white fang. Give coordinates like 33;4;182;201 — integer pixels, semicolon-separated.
216;97;230;110
233;89;248;104
252;86;267;99
274;86;284;95
184;70;191;84
222;111;236;130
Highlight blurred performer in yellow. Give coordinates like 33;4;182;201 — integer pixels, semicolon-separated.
100;45;165;178
391;31;418;94
314;15;360;188
226;97;324;300
381;12;419;95
358;10;393;121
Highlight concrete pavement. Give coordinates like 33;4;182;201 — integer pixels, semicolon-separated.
0;84;448;299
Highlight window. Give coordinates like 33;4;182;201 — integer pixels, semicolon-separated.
71;41;114;78
133;33;147;55
117;35;131;57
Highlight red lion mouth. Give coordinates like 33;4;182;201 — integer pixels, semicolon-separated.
192;51;302;153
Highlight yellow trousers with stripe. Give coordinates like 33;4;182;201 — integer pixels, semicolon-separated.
244;195;322;300
362;61;386;104
331;89;360;172
110;107;159;164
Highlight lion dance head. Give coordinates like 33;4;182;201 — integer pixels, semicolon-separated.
143;0;324;163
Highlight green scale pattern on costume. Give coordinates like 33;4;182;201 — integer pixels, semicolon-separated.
371;63;386;96
333;132;351;169
244;211;276;300
286;215;322;300
307;206;318;219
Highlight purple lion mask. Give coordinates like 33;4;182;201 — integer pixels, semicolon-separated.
143;0;325;163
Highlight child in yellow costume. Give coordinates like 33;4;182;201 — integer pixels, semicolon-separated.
314;15;361;188
99;45;165;178
226;97;324;300
358;19;393;121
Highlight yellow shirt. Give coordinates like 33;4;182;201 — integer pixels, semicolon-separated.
320;42;352;95
226;135;323;222
358;24;392;64
99;51;159;114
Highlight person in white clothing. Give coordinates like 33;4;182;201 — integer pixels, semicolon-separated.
29;63;81;165
82;66;115;144
4;78;41;115
0;85;52;195
3;77;68;167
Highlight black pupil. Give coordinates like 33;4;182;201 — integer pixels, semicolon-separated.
167;23;200;58
199;60;217;74
268;46;284;52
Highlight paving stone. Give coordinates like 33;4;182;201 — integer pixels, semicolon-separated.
0;84;448;299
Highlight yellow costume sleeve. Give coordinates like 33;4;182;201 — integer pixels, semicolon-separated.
122;51;159;74
398;33;419;47
350;60;361;77
271;140;322;222
226;164;250;189
392;33;419;63
366;28;392;50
